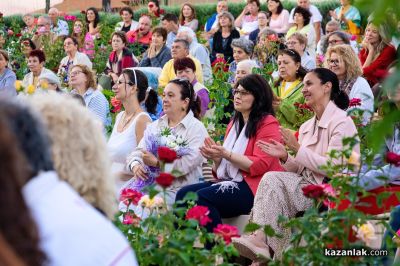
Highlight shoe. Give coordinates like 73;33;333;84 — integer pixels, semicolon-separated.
232;231;271;261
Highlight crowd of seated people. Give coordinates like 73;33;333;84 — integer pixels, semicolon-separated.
0;0;399;263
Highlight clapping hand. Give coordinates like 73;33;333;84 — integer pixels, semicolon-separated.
199;137;226;164
257;139;288;161
280;127;300;152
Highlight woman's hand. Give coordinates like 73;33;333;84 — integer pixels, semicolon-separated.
147;44;157;58
329;10;338;20
257;139;288;161
280;127;300;152
142;151;159;167
132;164;148;180
199;137;226;163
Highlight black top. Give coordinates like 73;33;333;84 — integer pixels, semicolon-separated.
211;29;240;63
121;24;131;33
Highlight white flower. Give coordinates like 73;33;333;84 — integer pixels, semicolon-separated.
352;221;376;246
166;141;177;149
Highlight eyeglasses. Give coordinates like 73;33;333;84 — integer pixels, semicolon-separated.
70;70;83;77
327;59;340;66
232;89;251;97
328;39;343;45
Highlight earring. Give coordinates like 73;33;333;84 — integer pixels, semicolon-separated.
181;107;185;111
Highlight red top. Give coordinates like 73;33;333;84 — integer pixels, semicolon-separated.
359;44;396;86
214;115;284;195
126;30;152;45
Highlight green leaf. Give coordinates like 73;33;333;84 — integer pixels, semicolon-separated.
244;223;261;233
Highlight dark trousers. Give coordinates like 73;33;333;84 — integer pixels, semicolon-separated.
175;181;254;232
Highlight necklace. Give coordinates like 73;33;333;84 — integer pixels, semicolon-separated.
119;110;139;131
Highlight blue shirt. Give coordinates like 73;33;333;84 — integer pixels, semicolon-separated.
166;32;177;49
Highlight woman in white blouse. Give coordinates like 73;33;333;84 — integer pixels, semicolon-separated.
126;78;208;204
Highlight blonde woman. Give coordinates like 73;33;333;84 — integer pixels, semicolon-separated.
29;92;117;219
359;23;396;86
325;44;374;124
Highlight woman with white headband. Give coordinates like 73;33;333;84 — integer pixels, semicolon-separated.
107;69;159;189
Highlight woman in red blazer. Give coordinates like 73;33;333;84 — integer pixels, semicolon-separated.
175;74;283;232
359;23;396;86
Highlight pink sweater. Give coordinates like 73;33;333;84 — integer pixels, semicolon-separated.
269;9;290;34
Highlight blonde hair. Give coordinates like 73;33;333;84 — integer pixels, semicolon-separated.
29;92;117;219
70;64;97;89
365;23;392;60
325;44;362;81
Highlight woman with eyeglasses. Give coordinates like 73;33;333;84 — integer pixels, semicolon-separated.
273;49;308;130
233;68;359;262
69;64;110;127
126;78;208;205
104;32;138;86
108;69;158;187
286;6;316;57
325;44;374;124
359;22;397;87
58;36;92;83
286;32;316;70
175;74;283;232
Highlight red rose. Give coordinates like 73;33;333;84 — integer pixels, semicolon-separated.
122;213;141;226
302;184;325;199
157;146;177;163
386;152;400;167
15;33;22;38
81;10;86;14
213;224;240;244
156;172;175;188
267;34;278;42
349;98;362;107
119;188;143;206
186;205;212;226
294;131;299;141
110;96;122;113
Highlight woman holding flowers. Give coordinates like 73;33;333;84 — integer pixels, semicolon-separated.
176;74;284;232
126;79;208;205
108;69;158;187
233;68;359;262
273;49;307;130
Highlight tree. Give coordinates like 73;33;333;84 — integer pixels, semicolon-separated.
45;0;50;13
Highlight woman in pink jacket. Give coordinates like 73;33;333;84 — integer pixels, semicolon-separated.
233;68;359;261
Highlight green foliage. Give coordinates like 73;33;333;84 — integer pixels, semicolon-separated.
43;37;65;72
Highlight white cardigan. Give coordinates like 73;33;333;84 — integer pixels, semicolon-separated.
348;76;374;124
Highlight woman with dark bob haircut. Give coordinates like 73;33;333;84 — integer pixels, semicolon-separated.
233;68;359;262
0;113;47;266
286;6;316;56
175;74;284;232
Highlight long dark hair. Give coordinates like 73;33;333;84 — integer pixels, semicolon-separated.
168;79;201;119
275;49;308;87
233;74;275;138
122;69;158;115
267;0;284;16
85;7;100;30
309;68;349;110
0;101;54;179
0;114;47;266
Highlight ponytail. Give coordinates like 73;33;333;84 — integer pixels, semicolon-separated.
189;96;202;119
310;68;349;110
144;89;158;115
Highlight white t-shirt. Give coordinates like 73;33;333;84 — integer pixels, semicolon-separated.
22;171;138;266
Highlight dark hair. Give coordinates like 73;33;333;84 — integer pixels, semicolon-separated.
21;38;36;50
149;0;160;8
64;36;79;46
173;57;196;73
29;49;46;63
247;0;261;8
173;38;190;49
233;74;275;138
0;114;47;266
162;13;178;24
0;101;54;179
168;79;201;119
267;0;283;16
111;31;128;45
309;68;349;110
152;27;168;41
85;7;100;30
119;6;134;17
321;31;351;54
275;49;307;87
293;6;311;26
121;69;158;115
